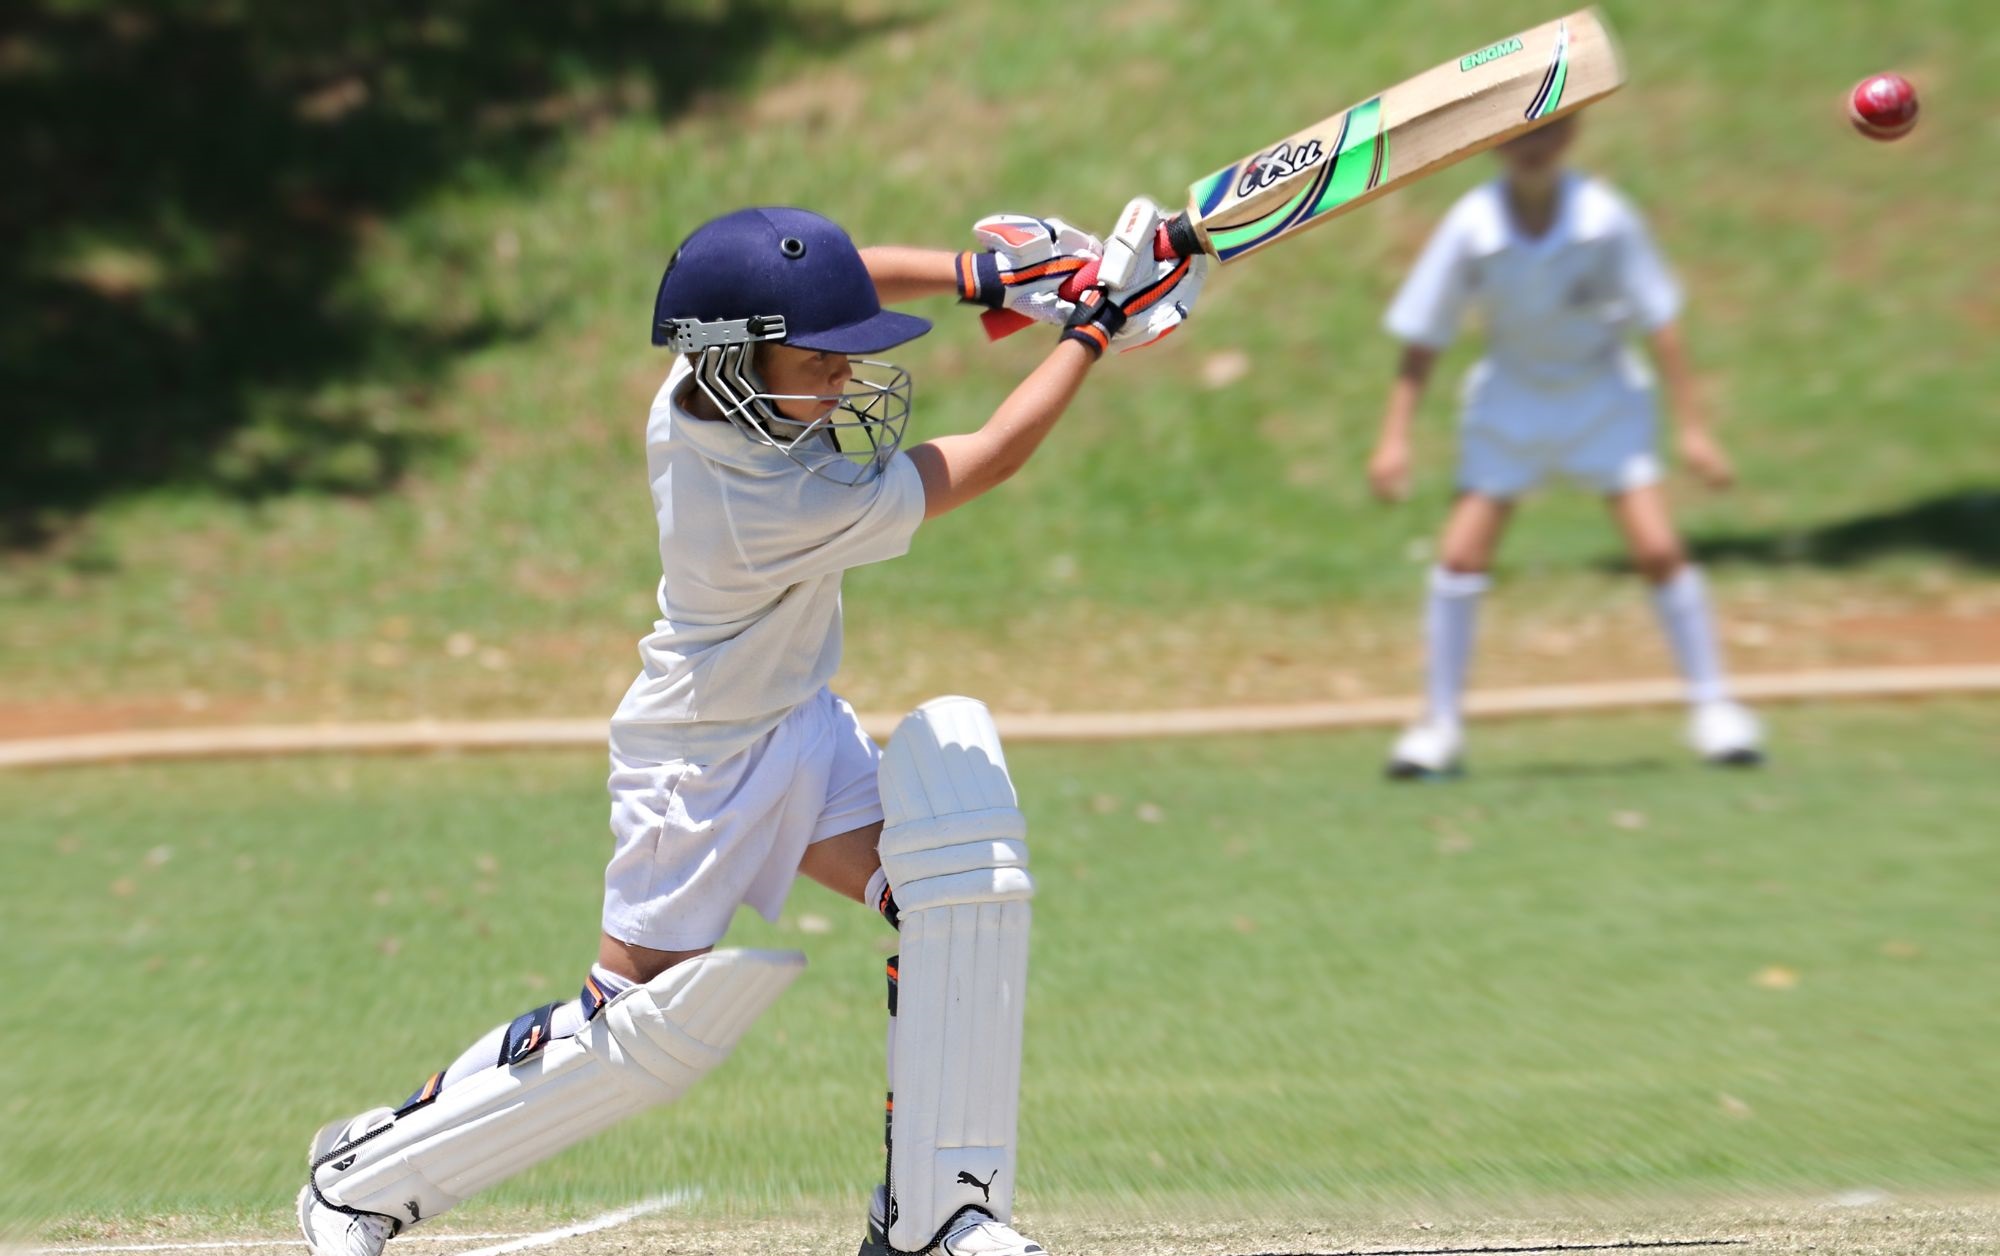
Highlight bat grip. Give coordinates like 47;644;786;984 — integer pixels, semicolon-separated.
1157;213;1202;260
1051;219;1191;300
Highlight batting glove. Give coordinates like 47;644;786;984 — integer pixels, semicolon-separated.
1107;248;1206;353
1098;197;1207;353
1060;251;1207;358
958;214;1103;334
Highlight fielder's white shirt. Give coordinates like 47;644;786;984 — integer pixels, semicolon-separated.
610;359;926;764
1385;173;1680;392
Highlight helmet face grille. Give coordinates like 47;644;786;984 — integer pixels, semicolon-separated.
690;347;912;485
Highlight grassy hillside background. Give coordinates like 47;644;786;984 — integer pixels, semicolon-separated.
4;0;1996;727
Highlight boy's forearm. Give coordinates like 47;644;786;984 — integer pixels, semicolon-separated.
1648;322;1705;430
1380;380;1420;439
909;340;1095;516
860;246;963;306
1380;345;1436;439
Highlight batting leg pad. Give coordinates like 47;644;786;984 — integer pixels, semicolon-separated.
878;696;1034;1251
311;949;804;1230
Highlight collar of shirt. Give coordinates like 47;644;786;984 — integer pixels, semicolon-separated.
1466;172;1621;258
658;370;801;474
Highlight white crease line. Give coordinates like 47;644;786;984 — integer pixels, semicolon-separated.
32;1190;695;1256
454;1192;693;1256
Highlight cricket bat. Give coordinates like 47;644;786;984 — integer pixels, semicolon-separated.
985;8;1624;336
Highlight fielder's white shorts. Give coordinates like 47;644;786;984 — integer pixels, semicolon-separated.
602;687;883;952
1456;360;1661;499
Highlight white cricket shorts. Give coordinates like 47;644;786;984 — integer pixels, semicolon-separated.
602;687;883;952
1456;360;1661;499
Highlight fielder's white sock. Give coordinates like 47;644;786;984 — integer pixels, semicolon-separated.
1651;564;1730;707
1424;566;1489;728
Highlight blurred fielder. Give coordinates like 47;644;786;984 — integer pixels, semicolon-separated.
296;206;1202;1256
1369;116;1762;778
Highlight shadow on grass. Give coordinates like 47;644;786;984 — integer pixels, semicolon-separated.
1596;488;2000;576
1;1;898;549
1693;488;2000;572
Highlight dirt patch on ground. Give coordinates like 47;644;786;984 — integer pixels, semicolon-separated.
835;601;2000;719
1;605;1993;742
1819;611;2000;667
0;694;264;740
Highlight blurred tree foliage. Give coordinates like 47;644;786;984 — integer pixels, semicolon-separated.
0;0;882;546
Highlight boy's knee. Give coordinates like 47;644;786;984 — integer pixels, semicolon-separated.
1632;542;1686;584
1437;531;1494;574
1437;540;1494;575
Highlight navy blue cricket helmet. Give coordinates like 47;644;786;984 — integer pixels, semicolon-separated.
652;207;930;352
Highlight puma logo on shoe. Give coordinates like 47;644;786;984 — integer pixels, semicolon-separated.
331;1155;356;1171
405;1200;422;1222
955;1170;996;1203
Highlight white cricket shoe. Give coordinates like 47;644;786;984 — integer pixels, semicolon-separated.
858;1186;1045;1256
939;1209;1046;1256
298;1109;397;1256
1386;718;1464;780
1690;700;1764;767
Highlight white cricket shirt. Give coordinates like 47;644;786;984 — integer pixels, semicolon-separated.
1384;172;1681;391
609;359;926;764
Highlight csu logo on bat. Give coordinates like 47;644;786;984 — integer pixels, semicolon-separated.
1235;139;1326;198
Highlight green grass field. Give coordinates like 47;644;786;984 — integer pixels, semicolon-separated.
5;0;1997;724
7;702;1996;1239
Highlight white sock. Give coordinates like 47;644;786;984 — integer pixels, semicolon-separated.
1651;565;1730;707
1424;566;1489;728
432;963;634;1093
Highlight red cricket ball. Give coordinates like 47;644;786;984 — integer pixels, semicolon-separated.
1848;72;1919;141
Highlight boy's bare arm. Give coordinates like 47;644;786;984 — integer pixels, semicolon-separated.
1648;322;1733;489
905;342;1096;518
1369;344;1437;502
859;247;962;306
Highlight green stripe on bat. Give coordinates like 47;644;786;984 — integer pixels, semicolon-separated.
1204;181;1316;254
1312;96;1384;214
1533;41;1570;118
1191;168;1231;214
1542;55;1569;115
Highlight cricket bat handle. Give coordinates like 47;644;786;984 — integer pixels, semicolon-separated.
980;219;1191;342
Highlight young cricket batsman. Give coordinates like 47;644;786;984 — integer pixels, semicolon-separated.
1368;116;1762;777
296;206;1202;1256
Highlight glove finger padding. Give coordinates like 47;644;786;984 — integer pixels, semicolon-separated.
962;214;1104;328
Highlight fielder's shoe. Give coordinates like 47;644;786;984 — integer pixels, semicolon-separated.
1690;700;1764;767
859;1186;1045;1256
298;1109;397;1256
1386;718;1464;780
